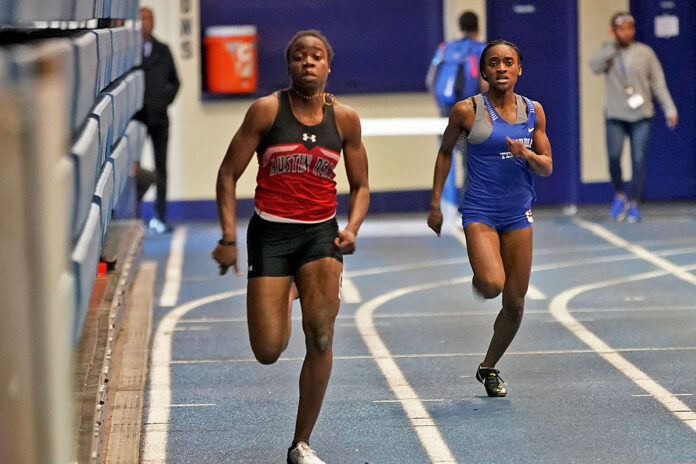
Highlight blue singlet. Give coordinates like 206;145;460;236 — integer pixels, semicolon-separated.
459;93;537;232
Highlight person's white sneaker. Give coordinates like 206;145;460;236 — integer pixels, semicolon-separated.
148;217;171;234
287;442;326;464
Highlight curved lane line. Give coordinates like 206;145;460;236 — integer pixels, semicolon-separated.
142;289;246;462
356;276;470;464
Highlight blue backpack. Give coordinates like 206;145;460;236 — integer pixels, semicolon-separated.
432;38;484;109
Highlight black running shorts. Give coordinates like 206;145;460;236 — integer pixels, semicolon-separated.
246;214;343;278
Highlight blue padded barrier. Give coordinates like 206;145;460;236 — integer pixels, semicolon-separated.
108;137;129;207
72;0;96;21
105;80;127;142
90;29;112;93
9;40;75;138
71;32;98;132
132;23;142;67
70;117;100;243
70;203;102;344
93;158;115;238
10;0;72;23
89;95;113;167
132;68;143;113
110;26;127;82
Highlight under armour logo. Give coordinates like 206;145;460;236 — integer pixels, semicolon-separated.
303;133;317;142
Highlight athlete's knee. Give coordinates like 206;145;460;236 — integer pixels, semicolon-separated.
304;326;334;354
473;275;504;299
503;299;525;323
250;341;285;365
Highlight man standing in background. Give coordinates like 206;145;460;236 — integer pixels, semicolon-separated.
590;12;677;223
426;11;486;210
136;7;181;234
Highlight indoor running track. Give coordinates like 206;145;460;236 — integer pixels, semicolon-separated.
139;205;696;464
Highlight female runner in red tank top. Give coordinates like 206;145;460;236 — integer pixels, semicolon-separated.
213;30;369;464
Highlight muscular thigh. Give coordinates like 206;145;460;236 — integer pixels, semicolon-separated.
500;226;533;299
464;222;504;281
295;257;342;327
247;276;293;341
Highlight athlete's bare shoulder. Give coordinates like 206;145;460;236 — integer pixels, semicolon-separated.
332;98;361;140
244;91;280;132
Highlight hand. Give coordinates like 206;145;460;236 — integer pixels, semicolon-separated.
666;114;678;129
212;244;242;276
427;207;443;237
335;229;357;255
506;136;527;159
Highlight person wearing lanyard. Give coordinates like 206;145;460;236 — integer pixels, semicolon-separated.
590;12;677;223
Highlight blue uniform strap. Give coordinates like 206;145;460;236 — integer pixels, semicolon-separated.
481;93;499;122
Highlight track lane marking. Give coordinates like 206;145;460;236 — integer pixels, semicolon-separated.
159;227;187;307
356;277;470;464
142;289;246;462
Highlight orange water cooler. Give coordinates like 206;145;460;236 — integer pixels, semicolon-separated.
204;25;258;93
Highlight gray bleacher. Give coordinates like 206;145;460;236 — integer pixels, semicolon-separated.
0;2;147;462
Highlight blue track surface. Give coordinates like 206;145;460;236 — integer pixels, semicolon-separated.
140;206;696;464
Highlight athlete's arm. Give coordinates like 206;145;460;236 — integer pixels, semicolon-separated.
427;98;475;236
506;101;553;177
335;103;369;255
213;94;277;275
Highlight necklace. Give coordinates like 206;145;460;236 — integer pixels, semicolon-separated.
290;86;335;106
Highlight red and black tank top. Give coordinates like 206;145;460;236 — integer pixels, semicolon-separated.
254;90;343;223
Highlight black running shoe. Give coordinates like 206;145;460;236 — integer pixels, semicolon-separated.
476;365;507;397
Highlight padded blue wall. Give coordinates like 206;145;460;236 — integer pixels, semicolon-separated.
486;0;580;205
631;0;696;200
199;0;443;96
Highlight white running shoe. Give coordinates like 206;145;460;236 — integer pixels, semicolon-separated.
287;442;326;464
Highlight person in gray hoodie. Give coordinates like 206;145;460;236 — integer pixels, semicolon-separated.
590;12;677;223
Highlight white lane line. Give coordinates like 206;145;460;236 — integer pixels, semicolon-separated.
573;218;696;286
633;394;693;398
142;289;246;463
356;277;469;464
159;227;187;307
549;268;696;433
374;399;446;403
169;403;216;407
526;285;546;300
340;275;362;303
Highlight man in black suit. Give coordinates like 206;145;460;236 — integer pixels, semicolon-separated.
136;7;180;233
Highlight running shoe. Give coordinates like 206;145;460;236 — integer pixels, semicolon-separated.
287;442;326;464
609;196;628;221
476;365;507;397
148;217;172;234
626;205;642;223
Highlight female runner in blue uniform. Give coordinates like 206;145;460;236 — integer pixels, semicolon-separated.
427;40;552;397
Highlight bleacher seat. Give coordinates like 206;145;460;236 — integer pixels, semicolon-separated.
71;32;98;132
71;117;100;243
132;68;144;113
110;26;127;82
72;0;96;21
70;203;102;343
9;39;75;136
7;0;72;23
132;23;142;67
93;161;115;238
108;137;129;207
123;119;145;167
90;94;113;166
105;79;127;142
90;29;112;92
